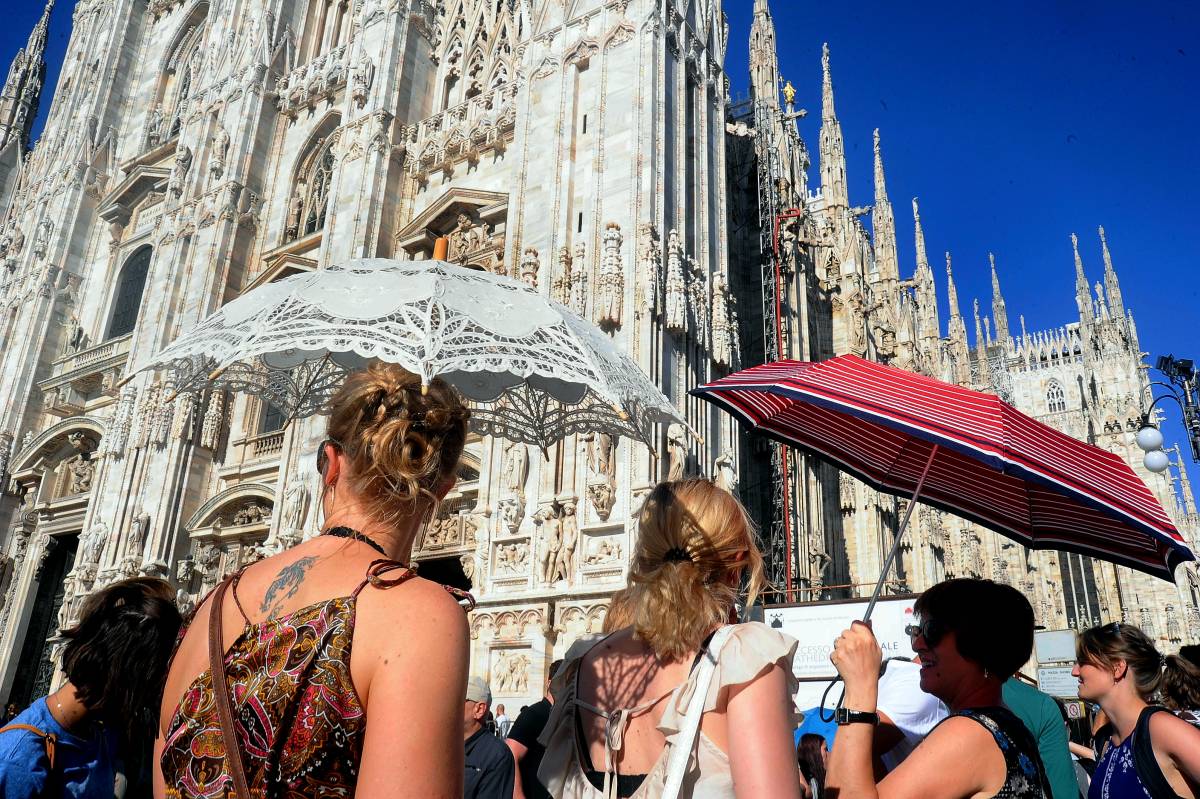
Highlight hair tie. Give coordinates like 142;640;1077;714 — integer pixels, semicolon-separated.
663;546;692;563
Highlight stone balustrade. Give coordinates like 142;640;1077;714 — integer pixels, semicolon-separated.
275;45;350;118
400;82;519;177
37;333;133;413
251;431;285;457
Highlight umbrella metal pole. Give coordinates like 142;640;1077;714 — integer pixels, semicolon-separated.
862;443;940;622
823;443;940;722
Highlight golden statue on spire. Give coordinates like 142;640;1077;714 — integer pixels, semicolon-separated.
782;79;796;107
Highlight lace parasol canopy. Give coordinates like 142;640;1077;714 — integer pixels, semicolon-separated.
131;258;685;452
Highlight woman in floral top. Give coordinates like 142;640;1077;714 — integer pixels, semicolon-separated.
825;578;1052;798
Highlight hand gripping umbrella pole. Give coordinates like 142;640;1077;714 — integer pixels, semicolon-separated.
822;444;939;721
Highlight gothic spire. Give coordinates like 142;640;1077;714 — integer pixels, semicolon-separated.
911;198;939;341
871;129;899;284
818;43;849;209
946;252;962;321
822;42;836;121
973;298;991;382
944;253;970;385
1174;445;1197;517
0;0;52;151
989;253;1010;342
1071;233;1094;323
913;198;928;272
748;0;780;109
1099;225;1124;316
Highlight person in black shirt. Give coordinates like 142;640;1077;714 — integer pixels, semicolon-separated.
505;660;562;799
464;676;515;799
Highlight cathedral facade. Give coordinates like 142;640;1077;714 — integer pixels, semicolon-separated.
0;0;741;711
0;0;1194;713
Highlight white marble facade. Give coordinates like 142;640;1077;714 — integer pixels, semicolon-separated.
0;0;742;709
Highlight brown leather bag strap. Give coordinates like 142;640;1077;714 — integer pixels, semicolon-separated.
0;724;56;770
208;576;252;799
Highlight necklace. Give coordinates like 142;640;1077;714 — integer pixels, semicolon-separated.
323;526;388;557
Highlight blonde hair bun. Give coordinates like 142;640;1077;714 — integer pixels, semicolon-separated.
326;363;470;526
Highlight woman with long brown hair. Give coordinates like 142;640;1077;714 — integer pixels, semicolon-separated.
1073;623;1200;798
538;479;803;798
154;364;473;798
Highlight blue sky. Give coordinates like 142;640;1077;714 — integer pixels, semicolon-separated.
3;0;1197;484
721;0;1199;487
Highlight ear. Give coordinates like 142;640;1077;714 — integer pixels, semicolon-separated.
1113;659;1129;682
322;442;342;487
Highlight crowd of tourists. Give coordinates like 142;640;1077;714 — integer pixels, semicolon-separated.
0;363;1198;798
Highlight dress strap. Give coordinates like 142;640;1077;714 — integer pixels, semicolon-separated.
352;559;478;610
353;559;418;597
227;571;253;627
572;665;691;799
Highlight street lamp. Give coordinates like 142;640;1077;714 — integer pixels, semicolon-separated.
1136;354;1200;472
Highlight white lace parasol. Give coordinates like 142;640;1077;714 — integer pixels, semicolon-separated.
131;258;685;451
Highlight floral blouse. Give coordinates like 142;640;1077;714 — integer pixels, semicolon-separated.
160;562;418;798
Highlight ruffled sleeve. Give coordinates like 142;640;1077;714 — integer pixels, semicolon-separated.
657;622;801;744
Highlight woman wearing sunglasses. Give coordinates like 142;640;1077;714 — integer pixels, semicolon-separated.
1073;622;1200;798
825;578;1051;798
155;364;473;798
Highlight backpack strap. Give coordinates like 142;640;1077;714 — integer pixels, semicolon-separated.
208;576;252;799
661;625;736;799
0;724;56;771
1131;705;1183;799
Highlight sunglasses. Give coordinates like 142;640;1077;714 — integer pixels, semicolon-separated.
904;619;947;647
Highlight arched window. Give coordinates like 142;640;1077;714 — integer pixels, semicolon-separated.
286;130;338;242
166;35;203;139
106;246;152;340
1046;380;1067;414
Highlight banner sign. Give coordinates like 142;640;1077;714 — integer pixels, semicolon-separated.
764;595;919;681
1037;665;1080;698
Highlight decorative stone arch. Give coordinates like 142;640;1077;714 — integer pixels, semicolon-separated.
184;482;276;536
394;187;507;271
563;38;600;70
457;449;482;483
11;417;106;474
156;2;210;141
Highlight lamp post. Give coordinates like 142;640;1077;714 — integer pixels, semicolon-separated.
1136;355;1200;472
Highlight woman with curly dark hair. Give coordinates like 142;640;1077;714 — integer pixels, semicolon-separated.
0;577;182;798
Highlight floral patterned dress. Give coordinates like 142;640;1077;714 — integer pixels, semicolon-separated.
947;707;1051;798
159;561;416;798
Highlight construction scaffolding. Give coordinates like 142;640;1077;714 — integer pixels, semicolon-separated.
752;96;806;602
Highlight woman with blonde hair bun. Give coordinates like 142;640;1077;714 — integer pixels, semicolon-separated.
155;363;473;798
538;479;804;798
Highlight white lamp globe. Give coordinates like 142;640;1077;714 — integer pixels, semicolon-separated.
1136;425;1164;452
1143;449;1170;473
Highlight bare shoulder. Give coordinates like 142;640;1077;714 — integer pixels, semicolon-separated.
880;716;1001;799
1149;709;1200;747
355;575;469;643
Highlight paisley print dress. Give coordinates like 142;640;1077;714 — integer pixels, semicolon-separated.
160;562;414;798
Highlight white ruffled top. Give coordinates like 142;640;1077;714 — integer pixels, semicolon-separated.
537;622;801;799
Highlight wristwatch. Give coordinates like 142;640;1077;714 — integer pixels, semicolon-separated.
835;707;879;726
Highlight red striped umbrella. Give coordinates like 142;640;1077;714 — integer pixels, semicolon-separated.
693;355;1194;586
